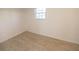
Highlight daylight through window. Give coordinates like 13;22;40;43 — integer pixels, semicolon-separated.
35;8;46;19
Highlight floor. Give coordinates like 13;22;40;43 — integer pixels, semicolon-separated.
0;31;79;51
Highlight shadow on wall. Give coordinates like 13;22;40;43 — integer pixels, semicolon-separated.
0;8;27;42
74;9;79;41
25;8;41;34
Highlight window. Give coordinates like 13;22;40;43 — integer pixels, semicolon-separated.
35;8;46;19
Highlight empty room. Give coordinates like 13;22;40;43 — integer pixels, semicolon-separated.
0;8;79;51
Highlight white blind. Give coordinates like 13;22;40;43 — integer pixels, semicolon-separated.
35;8;46;19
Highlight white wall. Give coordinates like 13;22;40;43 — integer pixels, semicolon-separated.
0;8;79;44
0;8;27;42
25;8;79;44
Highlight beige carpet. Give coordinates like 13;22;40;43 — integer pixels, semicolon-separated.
0;31;79;51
